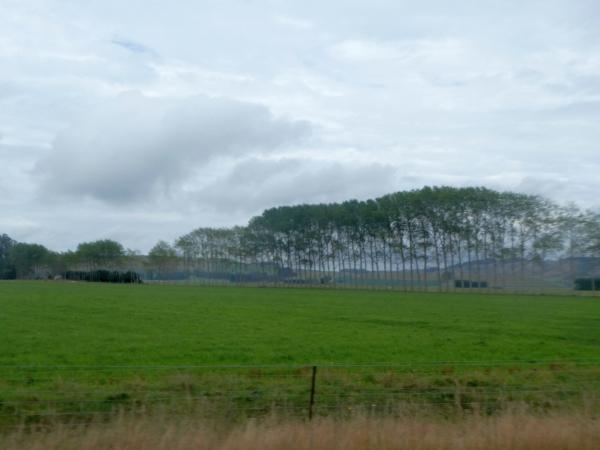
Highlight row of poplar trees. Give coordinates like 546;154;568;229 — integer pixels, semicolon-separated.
162;187;600;290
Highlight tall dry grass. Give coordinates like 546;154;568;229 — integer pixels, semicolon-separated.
2;411;600;450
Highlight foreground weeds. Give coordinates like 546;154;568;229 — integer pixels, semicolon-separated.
2;410;600;450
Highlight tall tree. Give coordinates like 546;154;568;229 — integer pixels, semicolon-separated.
148;240;178;278
75;239;125;270
8;242;52;278
0;234;17;279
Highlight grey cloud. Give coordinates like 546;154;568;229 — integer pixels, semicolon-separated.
516;172;600;207
195;157;398;213
36;93;310;203
545;101;600;118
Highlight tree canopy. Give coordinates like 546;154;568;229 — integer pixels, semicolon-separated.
75;240;125;269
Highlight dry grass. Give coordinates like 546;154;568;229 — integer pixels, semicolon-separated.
2;411;600;450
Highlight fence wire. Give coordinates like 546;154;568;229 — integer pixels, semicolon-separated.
1;360;599;427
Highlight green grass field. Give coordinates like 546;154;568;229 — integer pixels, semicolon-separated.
2;281;600;365
1;281;600;422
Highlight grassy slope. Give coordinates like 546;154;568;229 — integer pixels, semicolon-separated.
1;281;600;365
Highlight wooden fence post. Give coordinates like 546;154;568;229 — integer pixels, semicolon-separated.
308;365;317;420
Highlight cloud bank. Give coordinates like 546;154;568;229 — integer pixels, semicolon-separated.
37;93;310;203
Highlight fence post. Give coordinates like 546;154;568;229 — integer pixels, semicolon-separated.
308;365;317;420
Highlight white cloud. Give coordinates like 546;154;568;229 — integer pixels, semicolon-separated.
331;38;468;64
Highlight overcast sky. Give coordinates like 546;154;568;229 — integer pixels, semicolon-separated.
1;0;600;252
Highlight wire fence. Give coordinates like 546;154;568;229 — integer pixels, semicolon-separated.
141;273;600;296
1;360;599;427
51;255;600;296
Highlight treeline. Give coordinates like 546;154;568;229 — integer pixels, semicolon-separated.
2;187;600;290
165;187;600;290
0;237;139;281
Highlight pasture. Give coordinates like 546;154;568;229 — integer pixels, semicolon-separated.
3;281;600;365
1;281;600;423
